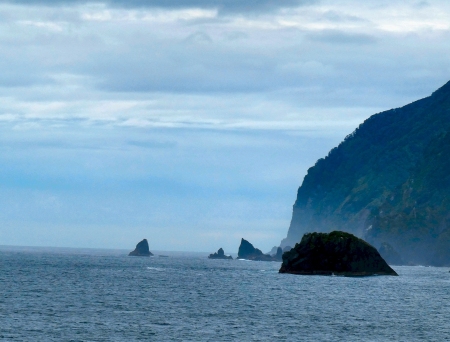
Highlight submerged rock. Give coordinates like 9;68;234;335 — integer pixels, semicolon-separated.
279;231;398;276
129;239;153;257
238;238;280;261
208;248;233;260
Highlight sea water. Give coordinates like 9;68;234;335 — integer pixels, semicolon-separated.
1;247;449;341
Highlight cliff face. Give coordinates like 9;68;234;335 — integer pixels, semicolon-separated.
365;132;450;266
281;81;450;266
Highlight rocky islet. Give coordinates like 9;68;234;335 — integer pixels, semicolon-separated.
237;238;282;261
279;231;398;276
129;239;153;257
208;248;233;259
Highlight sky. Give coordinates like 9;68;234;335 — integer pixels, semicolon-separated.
1;0;450;253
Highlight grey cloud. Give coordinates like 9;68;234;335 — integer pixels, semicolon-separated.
1;0;317;14
126;139;177;149
83;43;278;93
0;72;53;88
184;31;213;44
414;1;430;8
224;31;248;41
0;134;176;151
307;30;377;45
321;10;368;23
0;0;448;116
0;54;56;88
0;134;113;151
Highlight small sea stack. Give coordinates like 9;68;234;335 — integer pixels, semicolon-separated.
129;239;153;257
268;247;284;261
208;248;233;260
238;238;279;261
274;247;283;261
279;231;398;276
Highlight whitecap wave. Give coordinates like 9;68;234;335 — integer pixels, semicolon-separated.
147;267;163;271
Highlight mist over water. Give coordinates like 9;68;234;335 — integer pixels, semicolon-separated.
1;247;449;341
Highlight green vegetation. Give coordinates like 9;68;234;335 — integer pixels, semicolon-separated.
367;132;450;265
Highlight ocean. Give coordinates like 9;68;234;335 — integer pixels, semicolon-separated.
1;246;449;341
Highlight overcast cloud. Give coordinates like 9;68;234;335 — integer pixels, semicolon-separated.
1;0;316;14
1;0;450;252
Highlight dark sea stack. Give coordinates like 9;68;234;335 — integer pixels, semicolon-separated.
268;246;279;256
129;239;153;257
279;231;398;276
378;242;404;265
237;239;280;261
238;238;264;259
208;248;233;260
274;247;283;261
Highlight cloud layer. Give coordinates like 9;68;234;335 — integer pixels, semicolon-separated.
1;0;450;131
2;0;315;14
1;0;450;250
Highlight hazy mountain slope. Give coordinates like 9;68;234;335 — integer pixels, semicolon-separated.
281;81;450;265
365;132;450;265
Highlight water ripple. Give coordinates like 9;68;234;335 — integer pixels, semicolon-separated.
1;250;449;341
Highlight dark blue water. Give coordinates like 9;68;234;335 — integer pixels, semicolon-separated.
1;247;449;341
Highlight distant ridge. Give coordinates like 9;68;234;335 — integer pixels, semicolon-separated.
281;80;450;266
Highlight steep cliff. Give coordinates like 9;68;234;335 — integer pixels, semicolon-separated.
365;132;450;265
281;81;450;266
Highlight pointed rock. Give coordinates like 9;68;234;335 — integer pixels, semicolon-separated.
268;246;279;256
129;239;153;257
238;238;280;261
238;238;264;259
274;247;283;261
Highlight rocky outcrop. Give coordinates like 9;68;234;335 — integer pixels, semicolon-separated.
238;238;264;259
279;231;398;276
208;248;233;260
238;238;281;261
129;239;153;257
378;242;404;265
